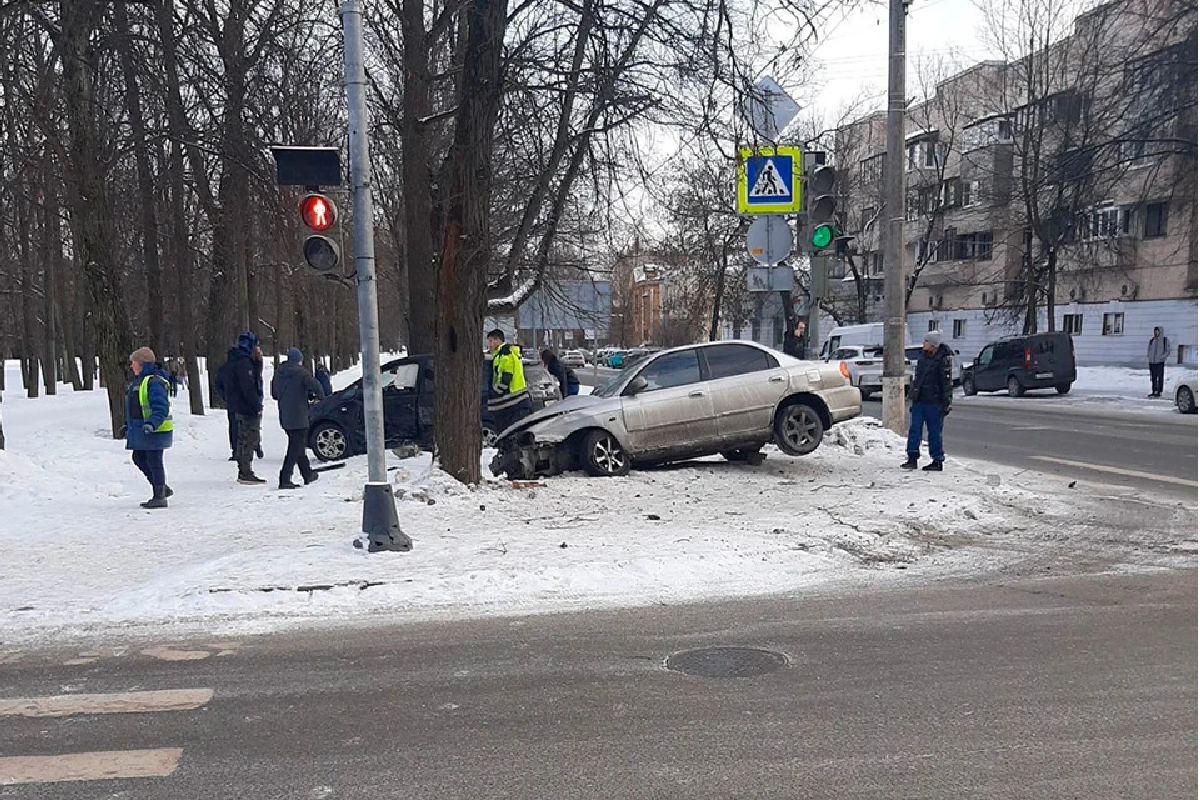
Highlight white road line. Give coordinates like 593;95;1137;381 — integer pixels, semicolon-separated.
1030;456;1199;487
0;748;183;785
0;688;213;718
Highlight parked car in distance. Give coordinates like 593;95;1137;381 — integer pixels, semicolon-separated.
606;350;627;368
309;355;504;461
491;341;862;479
830;345;918;400
562;349;587;369
961;331;1077;397
1174;370;1198;414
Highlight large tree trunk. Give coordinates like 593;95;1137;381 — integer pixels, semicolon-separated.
115;0;166;357
401;0;437;356
61;0;134;436
1044;247;1057;333
434;0;509;484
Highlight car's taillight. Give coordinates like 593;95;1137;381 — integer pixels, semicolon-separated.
1024;347;1032;370
839;361;851;379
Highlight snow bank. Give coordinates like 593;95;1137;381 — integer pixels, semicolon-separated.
0;360;1194;644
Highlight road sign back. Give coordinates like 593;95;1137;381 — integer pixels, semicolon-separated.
738;146;803;214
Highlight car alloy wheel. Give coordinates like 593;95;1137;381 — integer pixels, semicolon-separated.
582;429;630;477
1178;386;1196;414
775;402;824;456
312;424;348;461
1007;376;1024;397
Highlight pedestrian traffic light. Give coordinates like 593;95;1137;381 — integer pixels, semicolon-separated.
299;193;340;272
806;164;837;252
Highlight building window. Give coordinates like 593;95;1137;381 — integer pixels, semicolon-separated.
1144;201;1169;238
954;231;993;260
1063;313;1083;335
872;252;884;275
928;319;940;331
928;296;934;308
859;155;883;185
1102;312;1125;336
907;138;941;171
1088;204;1133;239
953;319;967;339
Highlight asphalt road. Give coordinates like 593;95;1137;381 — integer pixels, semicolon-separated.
2;569;1195;798
579;366;1199;498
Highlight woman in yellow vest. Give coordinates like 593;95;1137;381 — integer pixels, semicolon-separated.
125;347;174;509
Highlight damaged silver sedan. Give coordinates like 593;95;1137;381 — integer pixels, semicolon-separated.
490;341;862;479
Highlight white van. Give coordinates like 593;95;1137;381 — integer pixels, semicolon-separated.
820;324;962;396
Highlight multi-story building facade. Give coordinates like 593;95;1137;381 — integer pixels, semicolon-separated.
831;0;1197;365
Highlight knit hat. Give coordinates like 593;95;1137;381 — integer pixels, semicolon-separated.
287;347;303;364
923;330;942;347
237;331;259;353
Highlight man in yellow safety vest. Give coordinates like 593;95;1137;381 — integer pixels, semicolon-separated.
125;346;175;509
486;329;533;433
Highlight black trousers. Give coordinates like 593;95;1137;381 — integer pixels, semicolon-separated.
490;397;534;434
281;429;312;482
226;409;238;454
132;449;165;487
1150;362;1166;395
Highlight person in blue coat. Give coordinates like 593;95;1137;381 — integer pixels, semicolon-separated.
314;362;333;397
125;347;174;509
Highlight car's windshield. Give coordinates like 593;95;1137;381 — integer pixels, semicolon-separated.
593;369;630;398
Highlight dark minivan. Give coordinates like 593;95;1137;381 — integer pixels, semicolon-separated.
962;332;1077;397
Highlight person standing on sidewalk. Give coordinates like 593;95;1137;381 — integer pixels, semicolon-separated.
541;348;580;398
1148;326;1171;398
271;347;325;489
221;331;267;484
487;329;533;432
903;330;954;472
125;347;174;509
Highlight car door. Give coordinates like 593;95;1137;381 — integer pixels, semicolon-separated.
381;361;421;445
974;344;998;391
700;344;787;443
619;349;716;458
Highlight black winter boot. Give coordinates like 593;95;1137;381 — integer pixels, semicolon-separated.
901;457;919;470
279;473;299;490
302;469;319;486
164;485;174;498
923;461;944;472
141;485;168;509
238;473;267;485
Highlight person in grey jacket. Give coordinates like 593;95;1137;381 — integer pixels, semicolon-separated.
1148;327;1171;398
270;348;326;489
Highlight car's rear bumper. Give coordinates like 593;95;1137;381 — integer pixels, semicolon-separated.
822;385;864;423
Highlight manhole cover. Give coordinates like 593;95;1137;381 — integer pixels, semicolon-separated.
665;646;788;678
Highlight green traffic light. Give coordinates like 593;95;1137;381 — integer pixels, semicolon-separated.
812;224;836;249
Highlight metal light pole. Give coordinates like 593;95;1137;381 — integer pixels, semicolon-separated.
341;0;411;552
882;0;910;435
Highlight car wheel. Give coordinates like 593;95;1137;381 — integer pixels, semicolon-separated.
1177;386;1197;414
482;424;500;448
722;449;766;466
1007;376;1025;397
581;429;630;477
962;377;977;396
310;422;348;461
1055;383;1072;395
774;401;825;456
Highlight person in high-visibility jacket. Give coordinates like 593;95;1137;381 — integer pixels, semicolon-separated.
486;329;533;433
125;346;174;509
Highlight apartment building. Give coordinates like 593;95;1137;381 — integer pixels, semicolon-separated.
830;0;1197;366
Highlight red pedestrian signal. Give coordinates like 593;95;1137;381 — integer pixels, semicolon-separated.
300;193;337;232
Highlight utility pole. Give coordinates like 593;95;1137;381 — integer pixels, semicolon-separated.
882;0;910;435
341;0;411;552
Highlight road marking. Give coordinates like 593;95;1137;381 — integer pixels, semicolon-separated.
0;749;182;785
1030;456;1199;487
0;688;213;718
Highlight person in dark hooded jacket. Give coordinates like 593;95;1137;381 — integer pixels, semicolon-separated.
271;347;325;489
541;348;580;398
903;330;954;472
218;331;267;484
214;346;241;460
314;362;333;397
125;347;174;509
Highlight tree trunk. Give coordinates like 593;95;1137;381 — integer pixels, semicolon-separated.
709;248;727;341
18;191;39;398
434;0;509;484
61;0;134;436
1045;247;1057;333
40;148;58;396
115;0;165;357
402;0;437;356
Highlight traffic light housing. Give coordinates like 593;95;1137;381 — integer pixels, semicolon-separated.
806;164;837;252
299;193;341;272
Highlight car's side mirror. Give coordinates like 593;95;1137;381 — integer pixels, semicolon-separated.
625;376;648;396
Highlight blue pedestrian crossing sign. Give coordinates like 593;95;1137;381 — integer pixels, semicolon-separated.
737;146;803;214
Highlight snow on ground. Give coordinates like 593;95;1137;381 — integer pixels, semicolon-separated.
0;359;1194;645
959;364;1195;414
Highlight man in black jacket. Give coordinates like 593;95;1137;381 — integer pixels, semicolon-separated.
903;330;954;472
541;349;579;399
271;347;326;489
219;331;267;484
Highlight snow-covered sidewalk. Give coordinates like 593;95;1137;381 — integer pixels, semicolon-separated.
0;360;1195;645
958;364;1194;414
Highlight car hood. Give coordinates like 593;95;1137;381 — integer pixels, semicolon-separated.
500;394;618;436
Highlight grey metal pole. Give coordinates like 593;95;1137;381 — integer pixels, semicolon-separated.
807;254;827;359
341;0;411;552
882;0;910;435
